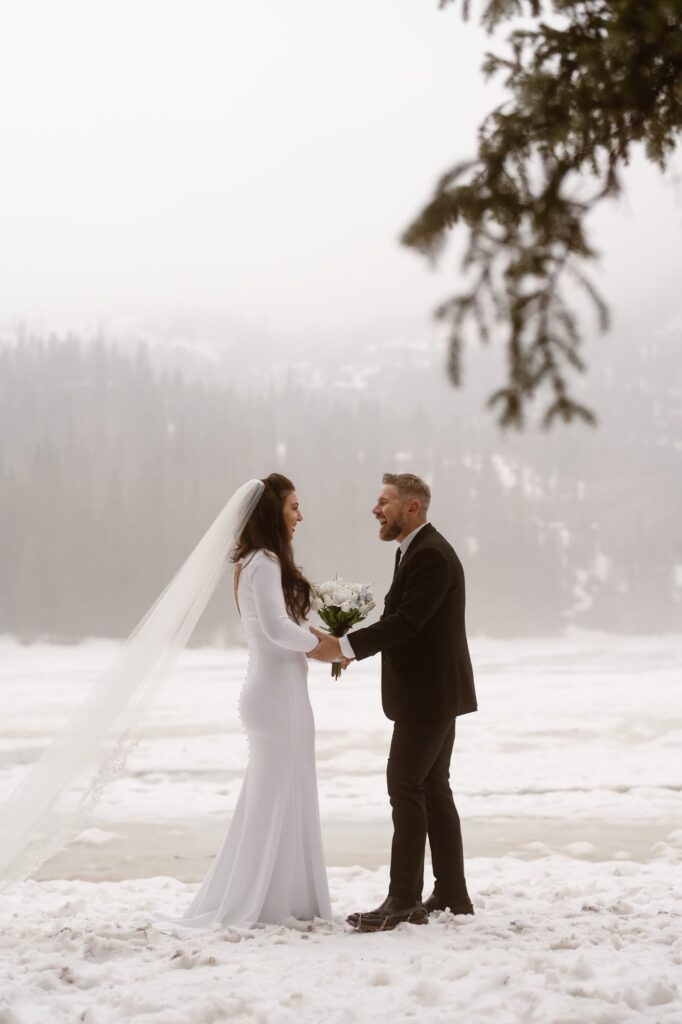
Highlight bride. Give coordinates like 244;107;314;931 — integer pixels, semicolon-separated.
0;473;331;928
178;472;331;927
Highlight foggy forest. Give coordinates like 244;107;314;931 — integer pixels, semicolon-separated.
1;325;679;644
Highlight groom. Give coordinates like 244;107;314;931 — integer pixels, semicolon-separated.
309;473;477;932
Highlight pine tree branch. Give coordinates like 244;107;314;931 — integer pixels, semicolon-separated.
407;0;682;427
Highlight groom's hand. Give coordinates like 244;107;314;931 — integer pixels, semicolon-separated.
307;627;343;663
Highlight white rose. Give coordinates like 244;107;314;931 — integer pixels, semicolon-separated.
340;600;353;613
311;596;324;611
323;592;336;607
332;587;350;606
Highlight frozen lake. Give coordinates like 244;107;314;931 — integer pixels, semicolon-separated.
0;632;680;880
1;634;681;1024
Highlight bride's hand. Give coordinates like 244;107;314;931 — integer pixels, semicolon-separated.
307;627;342;662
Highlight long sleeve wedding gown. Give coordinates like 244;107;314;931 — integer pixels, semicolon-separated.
178;549;332;928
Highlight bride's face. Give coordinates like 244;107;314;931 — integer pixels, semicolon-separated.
283;490;303;540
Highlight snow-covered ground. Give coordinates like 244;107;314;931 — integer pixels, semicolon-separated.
1;634;680;1023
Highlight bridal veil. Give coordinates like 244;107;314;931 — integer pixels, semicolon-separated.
0;479;264;887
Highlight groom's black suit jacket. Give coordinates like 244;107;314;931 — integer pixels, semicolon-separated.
348;524;477;721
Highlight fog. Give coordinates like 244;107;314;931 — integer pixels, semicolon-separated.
1;0;681;334
0;0;488;331
1;321;679;641
0;1;680;642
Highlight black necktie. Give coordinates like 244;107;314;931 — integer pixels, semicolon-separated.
393;546;402;579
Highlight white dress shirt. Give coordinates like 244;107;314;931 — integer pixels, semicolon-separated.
339;522;428;659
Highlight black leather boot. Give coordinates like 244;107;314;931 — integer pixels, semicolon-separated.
423;891;474;915
346;895;429;932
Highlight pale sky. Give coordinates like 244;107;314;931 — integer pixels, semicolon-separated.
1;0;681;343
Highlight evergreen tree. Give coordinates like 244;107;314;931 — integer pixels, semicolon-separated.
403;0;682;427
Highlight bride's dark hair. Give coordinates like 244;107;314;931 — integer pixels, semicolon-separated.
232;472;312;623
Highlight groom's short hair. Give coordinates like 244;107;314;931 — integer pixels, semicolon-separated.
382;473;431;515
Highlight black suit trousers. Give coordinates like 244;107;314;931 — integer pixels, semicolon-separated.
386;717;470;905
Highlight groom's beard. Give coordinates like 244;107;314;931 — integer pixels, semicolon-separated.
378;518;404;541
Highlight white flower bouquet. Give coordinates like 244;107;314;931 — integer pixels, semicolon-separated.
311;576;375;679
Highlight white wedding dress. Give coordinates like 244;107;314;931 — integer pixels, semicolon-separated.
177;549;332;928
